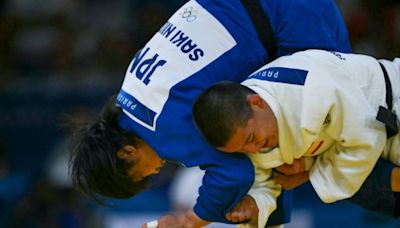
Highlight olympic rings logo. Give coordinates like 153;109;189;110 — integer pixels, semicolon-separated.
180;6;197;22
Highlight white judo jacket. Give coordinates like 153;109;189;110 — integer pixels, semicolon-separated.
238;50;400;228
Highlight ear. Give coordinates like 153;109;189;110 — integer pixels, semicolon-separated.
247;94;267;109
117;145;140;161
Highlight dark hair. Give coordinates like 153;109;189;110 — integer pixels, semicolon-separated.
69;95;147;205
192;81;255;147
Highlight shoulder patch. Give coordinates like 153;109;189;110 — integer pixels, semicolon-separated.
248;67;308;85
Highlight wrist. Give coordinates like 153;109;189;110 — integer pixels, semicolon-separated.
182;210;210;228
391;167;400;192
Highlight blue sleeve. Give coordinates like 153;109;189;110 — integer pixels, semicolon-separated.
260;0;352;56
193;153;255;223
348;159;397;217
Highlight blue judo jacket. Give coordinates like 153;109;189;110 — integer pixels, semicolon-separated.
117;0;351;223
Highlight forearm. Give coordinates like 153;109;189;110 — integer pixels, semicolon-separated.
391;167;400;192
183;210;210;228
156;210;210;228
247;169;281;227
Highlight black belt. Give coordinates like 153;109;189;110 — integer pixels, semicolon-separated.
376;62;399;138
240;0;277;61
376;63;399;217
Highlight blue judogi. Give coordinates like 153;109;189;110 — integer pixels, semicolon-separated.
117;0;351;224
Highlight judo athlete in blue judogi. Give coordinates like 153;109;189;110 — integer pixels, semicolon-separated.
69;0;398;227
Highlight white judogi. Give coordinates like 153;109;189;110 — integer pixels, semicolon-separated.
240;50;400;227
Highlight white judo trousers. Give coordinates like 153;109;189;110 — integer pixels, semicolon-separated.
237;50;400;228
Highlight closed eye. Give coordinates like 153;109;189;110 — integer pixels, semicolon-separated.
244;133;254;146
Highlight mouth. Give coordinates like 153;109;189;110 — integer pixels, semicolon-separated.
259;147;273;153
259;139;276;153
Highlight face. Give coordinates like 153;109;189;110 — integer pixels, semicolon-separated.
218;95;278;154
119;141;166;182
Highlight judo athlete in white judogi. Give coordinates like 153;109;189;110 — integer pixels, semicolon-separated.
193;49;400;227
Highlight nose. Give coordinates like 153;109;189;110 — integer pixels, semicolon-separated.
154;160;166;174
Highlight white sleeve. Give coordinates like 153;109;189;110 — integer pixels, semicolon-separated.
237;164;281;228
304;156;315;171
305;75;387;203
310;135;385;203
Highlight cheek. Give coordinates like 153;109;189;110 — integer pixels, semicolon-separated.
149;158;161;171
141;165;156;177
147;160;158;169
256;130;268;141
151;155;161;166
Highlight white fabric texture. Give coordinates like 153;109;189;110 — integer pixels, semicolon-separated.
239;50;400;227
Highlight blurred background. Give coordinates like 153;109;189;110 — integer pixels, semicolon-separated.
0;0;399;227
